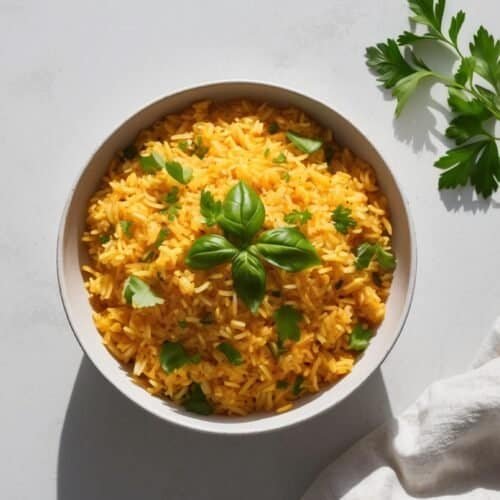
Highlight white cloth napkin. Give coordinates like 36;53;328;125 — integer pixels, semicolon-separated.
302;318;500;500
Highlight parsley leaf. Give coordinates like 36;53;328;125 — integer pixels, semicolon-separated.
366;39;417;88
217;342;243;365
284;209;312;225
122;144;137;160
355;243;396;271
331;205;356;234
273;152;287;164
286;131;323;154
154;228;169;247
193;136;209;159
183;383;213;415
366;1;500;198
435;141;500;197
469;26;500;92
269;122;280;134
200;190;222;226
348;324;373;351
123;276;164;308
165;186;180;204
99;234;110;244
119;220;133;238
292;375;304;396
139;152;192;184
160;341;200;373
274;305;302;344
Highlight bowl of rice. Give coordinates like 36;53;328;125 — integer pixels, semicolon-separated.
57;81;416;434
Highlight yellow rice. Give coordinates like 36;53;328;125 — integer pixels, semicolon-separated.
82;99;394;415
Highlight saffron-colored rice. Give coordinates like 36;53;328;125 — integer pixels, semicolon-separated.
82;99;394;415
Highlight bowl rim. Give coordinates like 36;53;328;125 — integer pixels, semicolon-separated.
57;79;417;435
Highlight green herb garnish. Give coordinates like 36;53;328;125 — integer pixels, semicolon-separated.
154;228;169;247
185;181;320;312
217;342;243;365
276;380;289;389
348;324;373;351
273;152;287;164
200;312;214;325
99;234;110;244
183;383;213;415
160;341;200;373
286;131;323;154
269;122;280;134
264;148;270;158
123;276;164;308
139;152;193;184
292;375;305;396
122;144;137;160
200;190;223;226
355;243;396;271
193;136;209;159
284;209;312;225
331;205;357;234
119;220;133;238
165;186;180;204
274;305;302;344
366;0;500;198
281;171;291;182
178;140;190;153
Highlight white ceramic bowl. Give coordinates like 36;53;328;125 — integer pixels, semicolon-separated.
57;81;416;434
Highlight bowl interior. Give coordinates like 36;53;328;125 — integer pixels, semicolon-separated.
58;82;415;434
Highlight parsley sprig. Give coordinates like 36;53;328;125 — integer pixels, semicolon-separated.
366;0;500;198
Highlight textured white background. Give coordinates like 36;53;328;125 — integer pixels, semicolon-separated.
1;1;499;499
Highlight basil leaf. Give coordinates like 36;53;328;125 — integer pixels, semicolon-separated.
218;181;265;244
254;228;321;272
160;341;200;373
139;151;165;173
274;305;302;343
122;276;164;308
348;324;373;351
183;383;213;415
165;160;193;184
185;234;238;270
355;243;377;270
217;342;243;365
200;190;222;226
286;131;323;154
232;250;266;313
119;220;133;238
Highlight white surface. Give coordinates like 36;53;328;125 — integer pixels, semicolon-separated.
303;320;500;499
0;0;499;499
